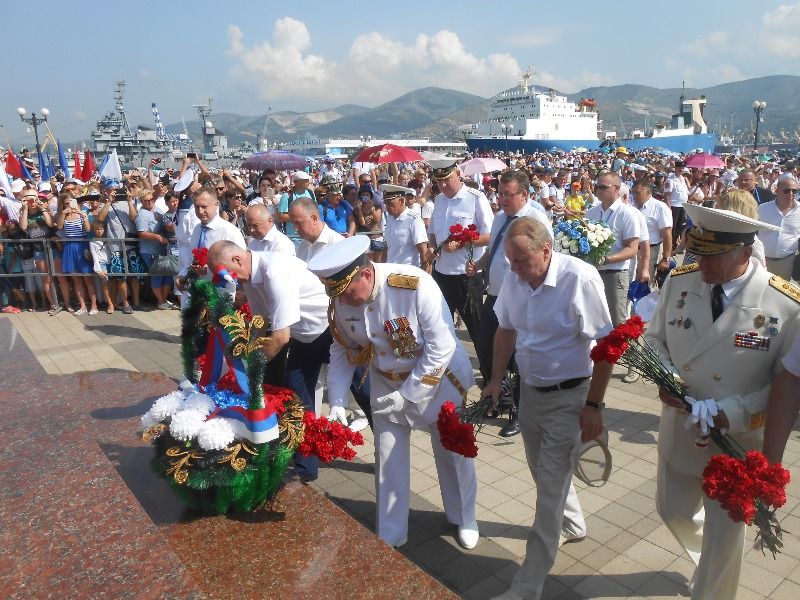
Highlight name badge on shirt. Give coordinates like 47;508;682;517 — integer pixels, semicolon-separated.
384;317;421;358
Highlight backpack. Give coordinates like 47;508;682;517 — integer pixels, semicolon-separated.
280;189;317;233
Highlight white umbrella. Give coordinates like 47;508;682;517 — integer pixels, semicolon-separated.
458;157;508;176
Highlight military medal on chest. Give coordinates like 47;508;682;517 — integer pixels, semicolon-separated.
384;316;421;358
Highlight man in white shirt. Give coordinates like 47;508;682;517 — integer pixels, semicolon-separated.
290;196;344;262
757;175;800;281
632;179;673;283
466;169;552;436
585;172;640;326
664;162;689;250
764;334;800;463
382;184;429;267
427;159;493;345
1;179;25;221
176;188;246;295
207;241;363;483
245;204;295;255
485;217;614;600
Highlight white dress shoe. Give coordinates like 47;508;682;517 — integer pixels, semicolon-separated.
349;417;369;432
457;520;480;549
558;528;586;547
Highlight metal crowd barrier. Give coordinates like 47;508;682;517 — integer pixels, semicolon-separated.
0;237;170;306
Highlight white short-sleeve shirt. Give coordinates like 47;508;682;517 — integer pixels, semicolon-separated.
428;185;493;275
782;334;800;377
245;251;329;343
385;208;428;266
638;197;673;245
757;200;800;259
585;199;641;271
247;225;296;256
494;251;613;386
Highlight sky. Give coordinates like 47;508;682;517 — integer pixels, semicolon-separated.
3;0;798;148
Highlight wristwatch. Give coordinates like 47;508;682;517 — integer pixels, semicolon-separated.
585;400;605;410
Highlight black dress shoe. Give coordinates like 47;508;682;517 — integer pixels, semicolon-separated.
499;409;520;437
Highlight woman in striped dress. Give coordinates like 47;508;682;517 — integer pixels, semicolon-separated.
56;195;98;315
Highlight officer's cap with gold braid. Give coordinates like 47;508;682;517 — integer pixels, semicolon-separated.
380;183;416;199
684;204;781;256
307;235;371;297
428;158;459;180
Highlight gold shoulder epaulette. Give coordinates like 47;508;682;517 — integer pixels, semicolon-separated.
671;263;699;276
769;275;800;303
387;274;420;290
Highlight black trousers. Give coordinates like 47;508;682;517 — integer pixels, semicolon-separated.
432;270;481;346
477;294;519;406
671;206;686;250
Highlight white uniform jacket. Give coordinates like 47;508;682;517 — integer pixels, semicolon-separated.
645;260;800;477
327;262;474;425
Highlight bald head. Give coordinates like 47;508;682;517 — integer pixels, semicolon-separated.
208;240;252;281
246;203;273;240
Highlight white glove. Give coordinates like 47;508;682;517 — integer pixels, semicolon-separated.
372;391;405;417
327;405;348;425
684;396;719;436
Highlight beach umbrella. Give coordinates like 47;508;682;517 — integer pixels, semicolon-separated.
353;143;423;163
241;150;309;171
685;153;725;169
458;157;507;176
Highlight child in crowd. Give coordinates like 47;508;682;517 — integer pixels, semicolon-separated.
89;219;114;313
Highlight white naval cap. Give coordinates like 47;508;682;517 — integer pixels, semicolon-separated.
307;235;371;297
428;158;459;179
292;170;311;181
379;183;416;198
174;170;194;192
685;204;780;256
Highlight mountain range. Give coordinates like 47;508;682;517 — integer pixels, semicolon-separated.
163;75;800;146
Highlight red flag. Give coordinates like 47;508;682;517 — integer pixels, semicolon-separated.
81;150;95;181
5;150;22;179
73;151;81;180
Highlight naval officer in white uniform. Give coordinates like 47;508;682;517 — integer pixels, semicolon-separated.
307;236;479;549
646;204;800;599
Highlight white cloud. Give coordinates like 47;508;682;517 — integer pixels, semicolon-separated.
762;2;800;57
679;31;730;57
226;19;523;107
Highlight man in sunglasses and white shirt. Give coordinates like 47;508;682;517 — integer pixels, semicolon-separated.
757;174;800;282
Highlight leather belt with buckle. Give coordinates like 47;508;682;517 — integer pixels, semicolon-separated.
534;377;589;393
376;368;411;382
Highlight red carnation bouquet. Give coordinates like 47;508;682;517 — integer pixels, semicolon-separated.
703;451;790;556
192;247;208;267
430;223;481;264
297;411;364;463
437;393;498;458
591;315;789;556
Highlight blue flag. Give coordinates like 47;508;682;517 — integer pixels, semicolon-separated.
20;160;32;181
57;139;71;178
38;152;49;179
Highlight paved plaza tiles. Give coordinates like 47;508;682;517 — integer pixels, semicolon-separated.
5;310;800;599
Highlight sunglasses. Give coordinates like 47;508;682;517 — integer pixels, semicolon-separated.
595;184;614;190
779;188;799;194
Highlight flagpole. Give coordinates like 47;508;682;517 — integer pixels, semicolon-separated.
0;125;12;151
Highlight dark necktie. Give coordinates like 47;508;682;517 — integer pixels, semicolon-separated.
197;225;210;249
484;215;517;287
711;284;724;321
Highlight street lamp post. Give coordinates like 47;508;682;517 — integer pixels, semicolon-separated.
16;106;49;172
752;100;766;150
501;123;512;154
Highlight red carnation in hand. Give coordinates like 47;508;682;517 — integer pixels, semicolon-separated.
437;401;479;458
298;411;364;462
192;247;209;267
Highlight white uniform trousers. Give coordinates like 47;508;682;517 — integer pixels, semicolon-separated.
371;370;477;546
657;457;746;600
510;380;588;600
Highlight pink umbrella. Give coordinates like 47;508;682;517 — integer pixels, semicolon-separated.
686;153;725;170
458;157;508;176
353;143;423;163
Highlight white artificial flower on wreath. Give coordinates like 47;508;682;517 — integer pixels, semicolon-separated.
183;392;215;415
569;240;580;254
169;409;207;441
196;418;236;451
587;232;597;244
148;391;185;421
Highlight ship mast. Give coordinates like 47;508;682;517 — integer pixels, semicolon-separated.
520;66;535;94
115;81;131;136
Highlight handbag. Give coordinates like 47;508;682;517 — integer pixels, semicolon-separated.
149;251;180;275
